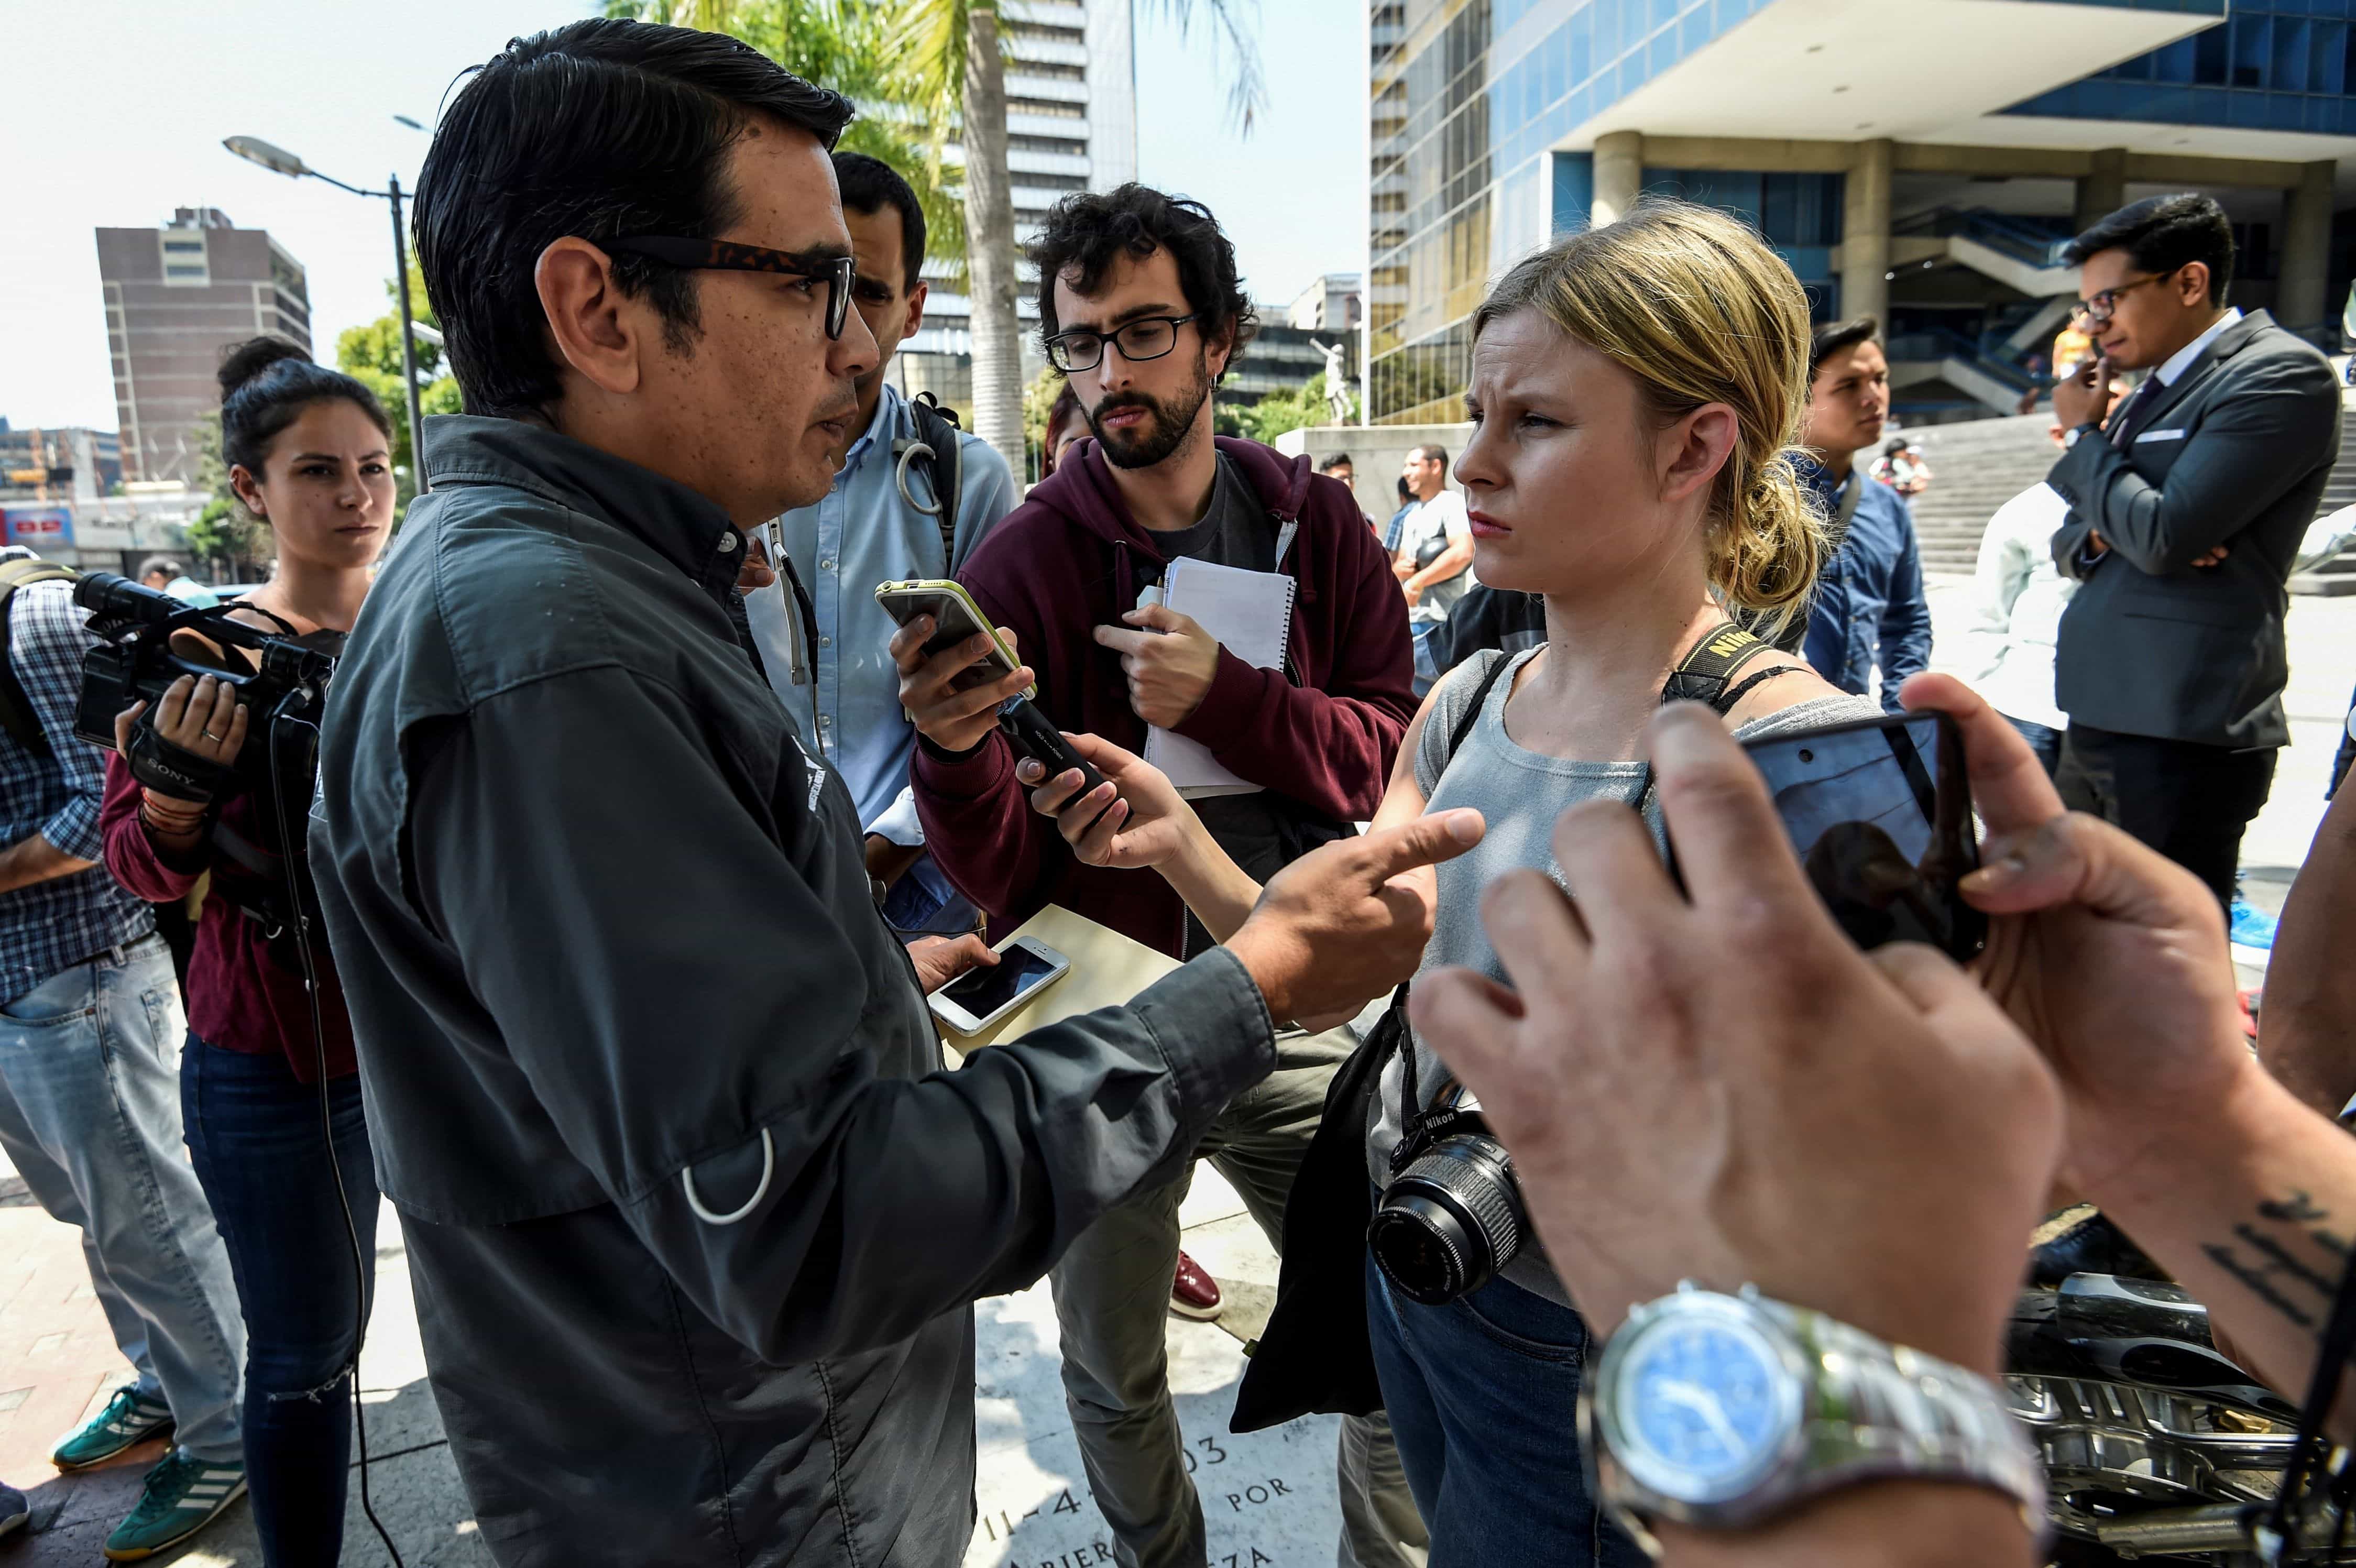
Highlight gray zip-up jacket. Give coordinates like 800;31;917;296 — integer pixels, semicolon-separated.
313;416;1277;1566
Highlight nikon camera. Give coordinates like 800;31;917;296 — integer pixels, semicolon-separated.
1367;1082;1531;1306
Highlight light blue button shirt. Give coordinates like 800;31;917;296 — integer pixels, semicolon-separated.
742;382;1016;839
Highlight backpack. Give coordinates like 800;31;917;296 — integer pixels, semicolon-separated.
893;391;966;573
1231;620;1782;1432
0;558;79;756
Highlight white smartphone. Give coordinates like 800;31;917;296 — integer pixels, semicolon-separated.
926;936;1072;1037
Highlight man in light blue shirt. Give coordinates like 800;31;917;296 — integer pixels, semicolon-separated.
741;153;1015;928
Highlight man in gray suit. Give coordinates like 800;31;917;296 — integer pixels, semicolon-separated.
2046;193;2341;910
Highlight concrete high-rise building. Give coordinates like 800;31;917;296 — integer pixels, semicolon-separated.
1368;0;2356;425
900;0;1141;411
96;207;312;484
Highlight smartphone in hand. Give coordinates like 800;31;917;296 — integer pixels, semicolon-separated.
1737;710;1986;963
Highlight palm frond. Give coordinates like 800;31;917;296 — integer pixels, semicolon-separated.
1137;0;1267;136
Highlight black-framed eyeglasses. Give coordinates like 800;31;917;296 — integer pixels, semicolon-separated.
1045;313;1198;373
603;237;857;340
2070;272;2166;327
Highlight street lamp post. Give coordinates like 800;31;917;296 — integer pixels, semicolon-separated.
222;134;429;496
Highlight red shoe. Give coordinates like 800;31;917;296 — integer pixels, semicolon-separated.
1170;1251;1224;1321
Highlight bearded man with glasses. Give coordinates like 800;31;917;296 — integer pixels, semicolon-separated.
898;183;1424;1568
2040;193;2340;929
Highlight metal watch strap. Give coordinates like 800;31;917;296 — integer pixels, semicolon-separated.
1584;1287;2045;1542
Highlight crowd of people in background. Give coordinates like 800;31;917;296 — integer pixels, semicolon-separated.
3;17;2356;1568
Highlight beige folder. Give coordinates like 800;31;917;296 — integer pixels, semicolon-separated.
940;904;1180;1061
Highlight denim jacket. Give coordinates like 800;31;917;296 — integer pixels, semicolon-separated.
1798;459;1932;711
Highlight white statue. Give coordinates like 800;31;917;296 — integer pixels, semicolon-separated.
1310;337;1351;424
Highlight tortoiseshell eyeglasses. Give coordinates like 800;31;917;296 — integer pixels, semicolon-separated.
602;237;857;340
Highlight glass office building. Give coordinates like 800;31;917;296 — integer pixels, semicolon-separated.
1368;0;2356;424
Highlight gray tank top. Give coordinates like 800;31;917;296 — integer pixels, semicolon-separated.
1363;647;1883;1306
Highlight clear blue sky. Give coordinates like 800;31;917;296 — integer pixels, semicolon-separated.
2;1;1363;434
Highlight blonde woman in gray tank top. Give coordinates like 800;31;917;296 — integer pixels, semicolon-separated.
1014;200;1882;1565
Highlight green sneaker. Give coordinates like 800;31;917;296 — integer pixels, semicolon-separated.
102;1449;245;1561
51;1385;173;1472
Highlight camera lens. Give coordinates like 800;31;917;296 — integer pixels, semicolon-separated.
1368;1134;1525;1306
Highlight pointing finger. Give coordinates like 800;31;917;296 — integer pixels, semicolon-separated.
1354;809;1486;885
1093;625;1153;656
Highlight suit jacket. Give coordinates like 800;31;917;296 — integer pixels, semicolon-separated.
2047;309;2341;748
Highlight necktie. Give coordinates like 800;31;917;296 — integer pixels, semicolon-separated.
2106;377;2159;448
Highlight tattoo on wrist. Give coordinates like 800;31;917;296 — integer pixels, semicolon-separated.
2203;1190;2355;1334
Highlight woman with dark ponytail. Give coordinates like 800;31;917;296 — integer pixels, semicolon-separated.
100;336;393;1565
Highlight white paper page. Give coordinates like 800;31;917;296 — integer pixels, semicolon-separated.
1143;557;1297;796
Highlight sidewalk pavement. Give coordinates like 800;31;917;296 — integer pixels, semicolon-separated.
2;584;2349;1565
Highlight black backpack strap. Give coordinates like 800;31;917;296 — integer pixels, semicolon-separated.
896;392;965;572
1443;649;1517;763
0;560;79;755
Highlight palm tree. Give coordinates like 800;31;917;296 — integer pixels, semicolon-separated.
889;0;1264;476
609;0;1264;478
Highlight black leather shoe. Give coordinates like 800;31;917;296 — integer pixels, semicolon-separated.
2028;1213;2169;1288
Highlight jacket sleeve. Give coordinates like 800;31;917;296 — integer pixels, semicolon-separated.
1167;522;1417;820
99;751;210;903
2045;350;2343;577
907;575;1066;923
410;665;1277;1365
1876;507;1932;711
1958;500;2030;683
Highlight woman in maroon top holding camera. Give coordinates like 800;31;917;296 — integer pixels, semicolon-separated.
101;336;391;1566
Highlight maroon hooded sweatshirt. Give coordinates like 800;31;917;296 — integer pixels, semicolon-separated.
912;434;1416;958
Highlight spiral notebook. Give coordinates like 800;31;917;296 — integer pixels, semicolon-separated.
1144;556;1298;797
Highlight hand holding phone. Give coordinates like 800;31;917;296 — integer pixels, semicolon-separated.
881;579;1036;754
928;936;1072;1036
1736;710;1985;962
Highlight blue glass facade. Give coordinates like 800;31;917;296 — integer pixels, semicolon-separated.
1369;0;2356;424
2007;4;2356;133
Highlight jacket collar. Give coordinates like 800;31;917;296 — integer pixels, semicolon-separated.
2128;308;2274;434
1031;433;1314;560
421;414;745;599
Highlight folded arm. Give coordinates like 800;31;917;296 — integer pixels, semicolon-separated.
2045;356;2342;577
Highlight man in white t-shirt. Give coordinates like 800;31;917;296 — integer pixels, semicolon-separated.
1390;444;1473;692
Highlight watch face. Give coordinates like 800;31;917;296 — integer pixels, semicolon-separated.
1613;1305;1798;1504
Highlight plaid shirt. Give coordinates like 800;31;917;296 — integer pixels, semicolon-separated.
1;573;152;1002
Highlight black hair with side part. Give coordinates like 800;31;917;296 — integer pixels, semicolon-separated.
1319;453;1353;471
217;337;391;483
1808;315;1879;379
834;151;925;294
413;19;854;421
1029;184;1256;372
2065;193;2236;305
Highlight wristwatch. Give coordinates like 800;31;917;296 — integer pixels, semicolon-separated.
1579;1284;2043;1547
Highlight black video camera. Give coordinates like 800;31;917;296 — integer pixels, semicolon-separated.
72;573;338;805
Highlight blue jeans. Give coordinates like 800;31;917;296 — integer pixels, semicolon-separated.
183;1036;378;1567
2004;715;2064;778
0;936;243;1461
1366;1254;1645;1567
1411;622;1443;697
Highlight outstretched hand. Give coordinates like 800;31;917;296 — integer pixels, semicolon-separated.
1016;732;1195;871
1228;809;1486;1034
